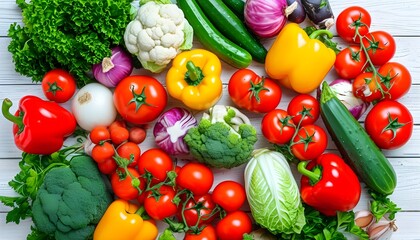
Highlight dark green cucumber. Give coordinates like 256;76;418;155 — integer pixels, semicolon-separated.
178;0;252;68
320;82;396;195
221;0;245;21
196;0;267;63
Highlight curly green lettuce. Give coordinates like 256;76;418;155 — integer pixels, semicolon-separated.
8;0;133;87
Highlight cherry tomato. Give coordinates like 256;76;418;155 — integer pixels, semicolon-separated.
365;100;413;149
91;142;115;163
144;185;178;220
129;126;147;144
212;181;246;212
41;69;77;103
352;72;382;102
114;75;167;124
177;162;214;196
228;69;282;113
110;126;129;145
362;31;396;66
137;148;174;184
179;194;217;227
97;158;118;175
117;142;141;167
184;225;217;240
89;126;111;145
261;109;295;145
290;125;328;161
287;94;320;126
334;46;367;80
215;211;252;240
110;167;142;200
378;62;412;101
336;6;371;43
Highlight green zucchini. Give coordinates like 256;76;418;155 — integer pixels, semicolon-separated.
221;0;245;21
196;0;267;63
320;82;396;195
178;0;252;69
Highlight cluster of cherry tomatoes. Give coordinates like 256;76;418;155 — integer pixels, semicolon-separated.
88;120;251;240
335;6;413;150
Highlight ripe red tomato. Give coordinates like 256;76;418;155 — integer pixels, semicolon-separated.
114;75;167;124
290;125;328;161
184;225;217;240
178;194;217;227
378;62;412;101
365;100;413;149
228;69;282;113
137;148;173;185
362;31;396;66
177;162;214;196
334;46;367;80
117;142;141;167
41;69;77;103
97;158;118;175
91;142;115;163
110;167;142;200
352;72;382;103
89;126;111;145
287;94;320;126
144;185;178;220
212;181;246;212
261;109;295;145
336;6;371;43
215;211;252;240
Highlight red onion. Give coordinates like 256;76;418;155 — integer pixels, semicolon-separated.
244;0;288;38
92;46;133;88
153;107;197;155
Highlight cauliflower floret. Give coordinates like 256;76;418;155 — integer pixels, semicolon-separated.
124;1;193;73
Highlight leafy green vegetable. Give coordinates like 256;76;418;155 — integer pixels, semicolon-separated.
244;149;305;235
369;190;401;221
8;0;133;87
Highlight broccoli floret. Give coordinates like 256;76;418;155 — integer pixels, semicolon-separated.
184;105;258;169
32;154;113;240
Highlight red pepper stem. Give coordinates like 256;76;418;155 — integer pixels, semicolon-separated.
309;29;334;40
2;98;24;133
297;161;322;184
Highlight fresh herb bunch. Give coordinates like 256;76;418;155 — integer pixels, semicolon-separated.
8;0;133;87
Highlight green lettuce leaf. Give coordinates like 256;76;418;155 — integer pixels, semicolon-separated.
180;20;194;50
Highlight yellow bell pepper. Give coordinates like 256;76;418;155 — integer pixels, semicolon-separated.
93;199;158;240
166;49;223;111
265;23;336;94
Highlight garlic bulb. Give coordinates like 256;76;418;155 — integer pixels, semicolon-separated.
354;210;375;230
368;217;398;240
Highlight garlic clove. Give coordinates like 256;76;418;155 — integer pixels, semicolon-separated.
368;217;398;240
354;210;375;230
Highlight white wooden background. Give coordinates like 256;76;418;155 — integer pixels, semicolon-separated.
0;0;419;239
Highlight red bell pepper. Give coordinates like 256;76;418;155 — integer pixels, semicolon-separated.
2;95;77;155
298;153;361;216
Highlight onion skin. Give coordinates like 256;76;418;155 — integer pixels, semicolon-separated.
244;0;288;38
285;0;306;23
153;107;197;155
92;46;133;88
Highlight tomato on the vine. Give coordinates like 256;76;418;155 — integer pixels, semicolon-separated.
41;69;77;103
176;162;214;196
212;181;246;212
215;211;252;240
89;126;110;144
114;75;167;125
228;68;282;113
137;148;173;185
334;46;367;80
352;72;382;102
97;158;117;175
365;100;413;150
290;125;328;161
378;62;412;100
362;31;396;66
336;6;371;43
261;109;295;145
91;142;114;163
287;94;320;126
110;167;142;200
178;193;217;227
144;185;178;220
117;142;141;167
184;225;217;240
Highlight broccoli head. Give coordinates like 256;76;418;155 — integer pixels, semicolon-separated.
184;105;258;169
32;154;113;240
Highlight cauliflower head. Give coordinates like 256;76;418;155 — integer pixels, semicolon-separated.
124;1;193;73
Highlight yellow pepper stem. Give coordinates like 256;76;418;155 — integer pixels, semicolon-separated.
185;61;204;86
